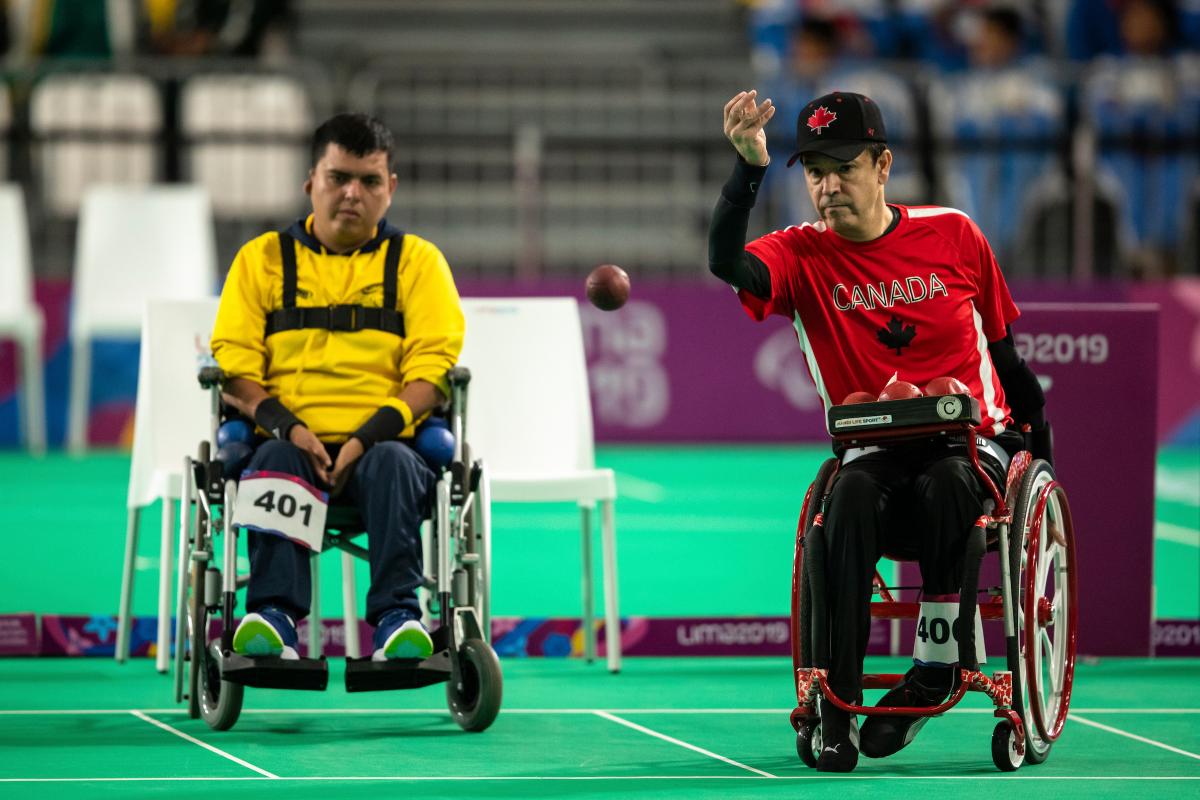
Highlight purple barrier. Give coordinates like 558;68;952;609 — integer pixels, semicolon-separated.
0;613;38;655
461;279;831;442
898;304;1159;657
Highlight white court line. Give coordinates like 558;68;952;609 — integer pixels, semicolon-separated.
592;710;775;778
4;707;1200;716
1156;522;1200;547
129;711;279;779
1072;714;1200;761
2;776;1200;783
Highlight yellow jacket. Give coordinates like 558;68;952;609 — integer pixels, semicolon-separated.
211;216;464;442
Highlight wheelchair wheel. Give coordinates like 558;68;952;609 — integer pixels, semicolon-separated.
991;720;1024;772
447;638;502;732
1007;460;1077;765
198;641;243;731
794;458;838;672
796;719;821;768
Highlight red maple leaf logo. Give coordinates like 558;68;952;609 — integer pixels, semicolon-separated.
807;106;837;134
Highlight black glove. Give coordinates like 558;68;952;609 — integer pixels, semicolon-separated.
352;405;408;450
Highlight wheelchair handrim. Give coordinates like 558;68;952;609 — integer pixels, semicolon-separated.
1022;479;1077;745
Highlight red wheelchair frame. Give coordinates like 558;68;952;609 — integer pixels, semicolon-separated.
789;406;1078;771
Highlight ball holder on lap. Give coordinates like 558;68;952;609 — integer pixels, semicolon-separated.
175;365;502;732
790;394;1078;772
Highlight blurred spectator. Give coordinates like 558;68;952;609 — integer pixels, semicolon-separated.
143;0;291;59
968;5;1028;69
10;0;137;59
1066;0;1197;60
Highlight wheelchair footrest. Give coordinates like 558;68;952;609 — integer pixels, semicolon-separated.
344;649;453;693
220;653;329;691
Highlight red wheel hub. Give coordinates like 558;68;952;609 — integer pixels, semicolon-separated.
1037;597;1054;627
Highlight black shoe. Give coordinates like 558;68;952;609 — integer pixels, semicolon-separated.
815;698;859;773
859;664;953;759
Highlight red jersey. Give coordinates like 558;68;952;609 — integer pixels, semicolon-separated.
742;205;1020;435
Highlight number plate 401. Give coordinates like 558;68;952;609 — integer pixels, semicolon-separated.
231;471;330;552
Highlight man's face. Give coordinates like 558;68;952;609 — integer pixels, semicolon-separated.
801;148;891;237
305;143;397;251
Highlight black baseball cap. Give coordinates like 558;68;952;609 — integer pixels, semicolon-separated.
785;91;887;167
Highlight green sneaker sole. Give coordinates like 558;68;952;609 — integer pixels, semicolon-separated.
383;628;433;660
233;619;284;657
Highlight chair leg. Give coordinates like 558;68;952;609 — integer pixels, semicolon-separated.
18;326;46;456
156;498;175;674
341;551;360;659
579;503;595;663
600;498;621;673
310;552;322;658
116;507;140;663
67;336;90;454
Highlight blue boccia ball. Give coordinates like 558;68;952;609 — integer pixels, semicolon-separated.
421;415;450;431
414;425;455;471
216;419;254;448
215;441;253;480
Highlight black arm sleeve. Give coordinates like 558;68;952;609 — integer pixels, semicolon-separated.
987;326;1046;428
988;326;1054;463
708;157;772;300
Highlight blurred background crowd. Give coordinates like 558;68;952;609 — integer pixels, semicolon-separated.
0;0;1195;285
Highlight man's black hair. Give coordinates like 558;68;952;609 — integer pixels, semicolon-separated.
982;6;1025;42
311;113;394;168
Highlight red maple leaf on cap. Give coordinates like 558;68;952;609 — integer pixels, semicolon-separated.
807;106;837;134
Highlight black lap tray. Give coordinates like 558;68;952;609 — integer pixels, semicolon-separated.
828;394;980;438
221;653;329;691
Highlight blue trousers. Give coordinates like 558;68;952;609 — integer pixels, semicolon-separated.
243;439;436;627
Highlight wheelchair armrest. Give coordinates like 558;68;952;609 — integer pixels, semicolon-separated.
198;365;226;390
447;366;471;387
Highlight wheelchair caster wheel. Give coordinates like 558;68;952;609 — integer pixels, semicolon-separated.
198;643;243;731
991;721;1024;772
796;720;821;768
447;638;502;732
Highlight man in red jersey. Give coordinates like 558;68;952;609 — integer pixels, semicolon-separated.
709;89;1052;772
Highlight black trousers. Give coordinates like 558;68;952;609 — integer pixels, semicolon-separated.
820;438;1010;701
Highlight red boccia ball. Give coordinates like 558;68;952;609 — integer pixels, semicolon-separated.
585;264;631;311
877;381;924;401
841;391;876;405
923;376;970;397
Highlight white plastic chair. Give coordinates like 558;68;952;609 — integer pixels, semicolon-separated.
459;297;621;672
67;184;217;453
30;73;161;216
117;298;220;671
0;185;45;453
180;74;312;219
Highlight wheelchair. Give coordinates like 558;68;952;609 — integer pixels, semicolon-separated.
790;393;1077;772
171;364;502;733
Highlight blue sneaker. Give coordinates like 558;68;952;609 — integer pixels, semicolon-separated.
372;611;433;662
233;607;300;660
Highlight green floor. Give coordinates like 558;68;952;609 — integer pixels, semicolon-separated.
0;445;1196;619
0;445;1196;797
1;657;1198;798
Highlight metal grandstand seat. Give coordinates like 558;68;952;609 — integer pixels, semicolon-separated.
29;72;161;217
929;65;1067;272
180;73;314;220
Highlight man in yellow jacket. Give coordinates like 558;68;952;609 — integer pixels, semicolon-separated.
211;113;464;662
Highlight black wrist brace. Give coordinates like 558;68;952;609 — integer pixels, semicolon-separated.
352;406;407;450
254;397;303;440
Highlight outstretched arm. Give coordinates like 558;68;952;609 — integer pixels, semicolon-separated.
709;90;775;299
